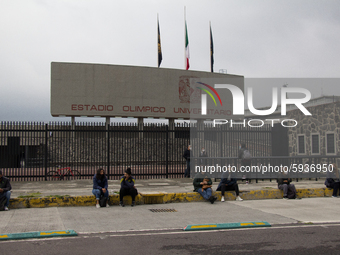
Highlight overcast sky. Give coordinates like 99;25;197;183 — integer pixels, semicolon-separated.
1;0;340;123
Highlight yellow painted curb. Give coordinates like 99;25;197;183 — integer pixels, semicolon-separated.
8;188;333;209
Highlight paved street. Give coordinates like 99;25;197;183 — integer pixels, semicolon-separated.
2;223;340;255
1;197;340;254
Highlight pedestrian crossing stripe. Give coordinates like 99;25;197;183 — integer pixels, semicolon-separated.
184;221;271;231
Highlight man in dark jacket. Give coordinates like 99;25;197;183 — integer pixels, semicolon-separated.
0;170;12;211
120;168;138;207
193;172;217;204
183;145;191;178
325;163;340;198
216;172;243;201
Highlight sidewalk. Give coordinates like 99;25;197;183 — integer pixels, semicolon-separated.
8;178;332;209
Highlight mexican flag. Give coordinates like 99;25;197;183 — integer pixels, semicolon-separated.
185;21;190;70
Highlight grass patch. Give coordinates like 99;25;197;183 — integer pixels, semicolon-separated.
18;192;42;198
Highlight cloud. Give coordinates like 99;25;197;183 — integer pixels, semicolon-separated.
0;0;339;122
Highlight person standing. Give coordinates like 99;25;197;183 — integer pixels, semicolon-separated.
92;168;109;208
183;145;192;178
199;147;208;166
238;143;252;184
0;170;11;211
119;168;138;207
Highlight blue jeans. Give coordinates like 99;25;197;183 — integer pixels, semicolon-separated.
0;191;11;207
92;189;109;200
197;188;212;200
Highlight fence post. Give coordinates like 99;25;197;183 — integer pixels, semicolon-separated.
44;123;48;181
107;124;110;178
166;125;169;179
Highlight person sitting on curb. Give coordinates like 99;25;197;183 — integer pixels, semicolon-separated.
193;172;217;204
216;171;243;202
0;170;12;211
120;168;138;207
92;168;109;208
325;163;340;198
277;167;297;199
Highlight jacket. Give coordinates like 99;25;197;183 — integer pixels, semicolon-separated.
0;176;11;192
217;178;237;190
183;149;191;161
193;173;212;192
277;173;291;186
93;174;108;190
199;151;208;164
120;175;135;189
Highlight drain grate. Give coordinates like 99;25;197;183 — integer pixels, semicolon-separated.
149;209;177;213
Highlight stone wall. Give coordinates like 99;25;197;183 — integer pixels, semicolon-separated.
287;101;340;157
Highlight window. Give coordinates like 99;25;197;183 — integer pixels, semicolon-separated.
326;133;336;154
297;135;305;154
311;134;320;154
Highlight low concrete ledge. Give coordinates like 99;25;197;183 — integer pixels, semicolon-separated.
8;188;334;209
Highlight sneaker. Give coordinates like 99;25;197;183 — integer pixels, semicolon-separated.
246;181;249;184
96;204;100;208
283;196;288;200
332;196;338;198
221;196;225;202
4;206;8;211
106;203;110;208
236;196;243;201
131;201;135;207
119;202;125;207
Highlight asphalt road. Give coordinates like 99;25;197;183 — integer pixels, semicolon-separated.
2;223;340;255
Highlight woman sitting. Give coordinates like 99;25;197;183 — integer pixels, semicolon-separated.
92;168;109;208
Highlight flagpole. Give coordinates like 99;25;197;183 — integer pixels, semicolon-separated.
210;20;211;72
184;6;186;70
157;13;159;68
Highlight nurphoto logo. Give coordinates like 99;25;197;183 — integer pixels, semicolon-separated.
199;83;312;128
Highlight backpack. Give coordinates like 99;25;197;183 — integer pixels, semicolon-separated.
325;178;335;189
242;149;252;160
287;188;296;199
99;196;108;207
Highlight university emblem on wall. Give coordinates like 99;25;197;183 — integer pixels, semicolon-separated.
178;76;201;103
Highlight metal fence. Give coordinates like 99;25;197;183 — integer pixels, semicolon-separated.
0;121;279;181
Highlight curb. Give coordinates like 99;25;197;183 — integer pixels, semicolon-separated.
0;230;77;241
9;188;334;209
183;221;271;231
